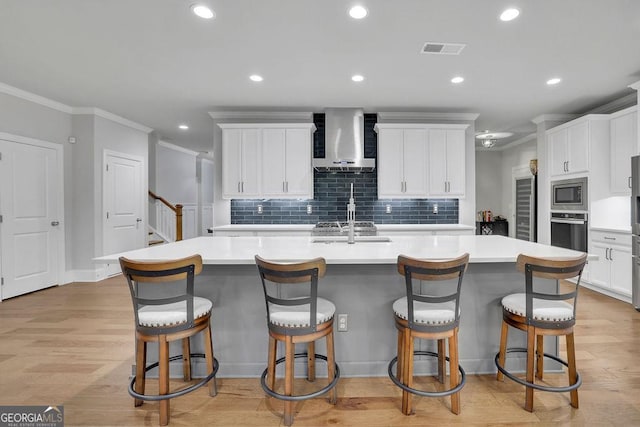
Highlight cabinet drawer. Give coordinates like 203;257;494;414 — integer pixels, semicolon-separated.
590;230;631;246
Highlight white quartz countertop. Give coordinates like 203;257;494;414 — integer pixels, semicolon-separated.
212;224;474;232
96;235;591;265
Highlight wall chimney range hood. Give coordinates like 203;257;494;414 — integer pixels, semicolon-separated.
313;108;375;172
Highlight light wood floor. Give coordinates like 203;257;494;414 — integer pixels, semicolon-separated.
1;276;639;426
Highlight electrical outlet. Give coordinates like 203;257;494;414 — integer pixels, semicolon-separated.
306;204;313;214
433;203;438;214
337;314;348;332
257;204;263;214
386;204;392;214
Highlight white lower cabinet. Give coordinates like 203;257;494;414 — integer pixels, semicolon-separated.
587;230;632;298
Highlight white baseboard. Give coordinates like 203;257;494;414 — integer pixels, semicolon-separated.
580;281;632;304
64;266;109;283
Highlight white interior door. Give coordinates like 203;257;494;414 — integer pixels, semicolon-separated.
0;138;62;300
104;150;144;276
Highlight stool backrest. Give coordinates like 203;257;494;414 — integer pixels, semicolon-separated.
397;253;469;332
255;255;326;335
119;254;203;335
516;253;587;328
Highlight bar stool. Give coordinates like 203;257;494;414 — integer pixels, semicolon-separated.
255;255;340;426
119;255;219;426
388;253;469;415
495;253;587;412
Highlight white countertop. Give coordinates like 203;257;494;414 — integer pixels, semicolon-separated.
96;235;590;265
213;223;474;232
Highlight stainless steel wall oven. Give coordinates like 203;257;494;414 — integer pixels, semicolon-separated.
550;212;588;253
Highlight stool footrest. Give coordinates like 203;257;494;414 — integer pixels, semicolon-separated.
494;347;582;393
388;350;466;398
129;353;219;401
261;352;340;401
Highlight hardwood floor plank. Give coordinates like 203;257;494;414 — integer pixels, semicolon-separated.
0;277;638;426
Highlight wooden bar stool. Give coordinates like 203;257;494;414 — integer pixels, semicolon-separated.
255;255;340;426
119;255;219;426
388;253;469;415
495;253;587;412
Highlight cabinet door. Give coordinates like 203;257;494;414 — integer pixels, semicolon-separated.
548;128;568;176
588;243;610;288
567;121;589;174
261;128;286;197
222;129;243;198
610;245;632;296
428;129;448;196
240;128;261;197
377;128;405;198
402;129;427;196
284;128;312;197
610;111;637;194
444;129;465;196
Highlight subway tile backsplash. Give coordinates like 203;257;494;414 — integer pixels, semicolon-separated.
231;171;458;224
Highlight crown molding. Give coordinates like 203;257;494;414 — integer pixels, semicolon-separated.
0;81;153;133
496;133;537;151
0;82;73;113
585;93;637;114
208;111;313;120
72;107;153;133
377;111;479;121
629;80;640;91
530;114;579;125
157;140;199;156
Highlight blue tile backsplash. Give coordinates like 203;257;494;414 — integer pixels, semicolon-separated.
231;171;458;224
230;113;459;224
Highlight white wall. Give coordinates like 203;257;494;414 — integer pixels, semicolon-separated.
475;151;505;218
0;92;74;270
155;142;197;204
0;89;150;281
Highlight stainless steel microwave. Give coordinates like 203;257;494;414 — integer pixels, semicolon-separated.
551;177;588;211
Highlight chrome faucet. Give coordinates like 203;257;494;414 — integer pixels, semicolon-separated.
347;183;356;244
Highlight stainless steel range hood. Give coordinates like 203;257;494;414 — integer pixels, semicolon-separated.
313;108;375;172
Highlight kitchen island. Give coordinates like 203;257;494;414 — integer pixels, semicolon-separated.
96;235;588;378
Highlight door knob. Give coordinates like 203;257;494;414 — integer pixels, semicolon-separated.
136;218;142;223
51;221;60;226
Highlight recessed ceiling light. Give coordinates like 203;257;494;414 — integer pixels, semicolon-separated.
349;5;368;19
249;74;263;82
179;124;189;130
451;76;464;84
499;8;520;21
546;77;562;85
352;74;365;82
191;4;215;19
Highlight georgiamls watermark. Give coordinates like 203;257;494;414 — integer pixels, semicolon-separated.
0;405;64;427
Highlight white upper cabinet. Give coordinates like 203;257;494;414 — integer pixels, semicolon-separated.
547;116;609;178
428;128;466;197
220;127;261;198
375;123;468;199
610;106;638;195
375;126;427;198
219;123;315;200
261;126;314;199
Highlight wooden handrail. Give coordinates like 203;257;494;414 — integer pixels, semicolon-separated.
148;190;183;241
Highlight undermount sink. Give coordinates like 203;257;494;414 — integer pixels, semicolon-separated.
311;236;392;244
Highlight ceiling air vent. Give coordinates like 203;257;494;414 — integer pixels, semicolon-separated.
421;42;466;55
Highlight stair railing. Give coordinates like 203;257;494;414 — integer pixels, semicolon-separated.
148;190;183;241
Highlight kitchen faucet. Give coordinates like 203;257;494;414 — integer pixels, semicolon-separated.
347;183;356;244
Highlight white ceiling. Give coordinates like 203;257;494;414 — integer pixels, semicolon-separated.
1;0;639;152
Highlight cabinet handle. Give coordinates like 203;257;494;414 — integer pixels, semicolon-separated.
603;236;616;240
283;181;285;192
609;248;614;261
241;181;244;193
605;248;609;260
238;182;241;193
286;181;288;192
403;181;406;192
